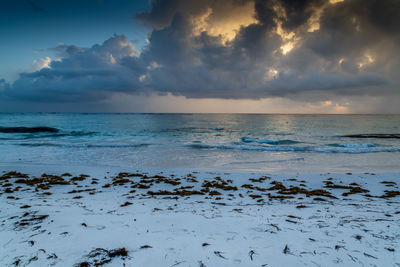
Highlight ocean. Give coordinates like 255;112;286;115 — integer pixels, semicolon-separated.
0;113;399;173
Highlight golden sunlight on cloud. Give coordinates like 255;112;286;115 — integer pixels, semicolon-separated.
329;0;345;4
307;6;324;32
190;1;257;44
31;57;51;72
273;3;300;54
358;54;375;69
280;40;298;55
264;68;279;81
305;100;349;113
109;93;356;114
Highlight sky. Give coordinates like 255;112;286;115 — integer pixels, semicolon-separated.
0;0;399;113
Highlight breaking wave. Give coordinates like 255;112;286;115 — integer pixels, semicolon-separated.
18;143;149;148
241;137;300;145
188;143;400;154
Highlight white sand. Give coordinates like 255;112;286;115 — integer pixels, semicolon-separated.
0;164;399;266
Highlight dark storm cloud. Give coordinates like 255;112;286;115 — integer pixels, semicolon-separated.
2;35;144;102
1;0;399;103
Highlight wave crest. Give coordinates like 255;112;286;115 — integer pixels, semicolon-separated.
241;137;299;145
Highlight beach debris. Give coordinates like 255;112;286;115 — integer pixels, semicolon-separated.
380;190;400;198
147;189;204;197
68;189;96;194
77;247;128;266
283;245;290;254
12;258;21;266
202;179;238;191
268;224;281;231
208;190;222;196
10;173;70;191
202;243;210;247
249;176;269;183
380;181;397;185
214;251;227;259
211;202;226;205
170;261;186;266
70;175;89;182
1;171;29;180
249;250;255;260
120;201;133;207
15;214;49;230
342;187;369;196
140;245;152;249
28;256;38;264
363;252;378;259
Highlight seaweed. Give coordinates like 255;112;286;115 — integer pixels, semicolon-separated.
15;214;49;229
249;176;269;183
214;251;227;259
120;201;133;207
77;247;128;266
380;190;400;198
283;245;290;254
342;187;369;196
249;250;255;260
11;174;70;191
147;189;204;197
0;171;29;180
202;180;237;191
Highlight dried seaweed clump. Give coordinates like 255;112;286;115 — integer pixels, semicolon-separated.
202;179;238;191
147;189;204;197
76;248;128;267
13;173;70;191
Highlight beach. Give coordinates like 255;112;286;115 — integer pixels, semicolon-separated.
1;164;399;266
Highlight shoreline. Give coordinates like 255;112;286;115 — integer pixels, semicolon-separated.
0;165;399;266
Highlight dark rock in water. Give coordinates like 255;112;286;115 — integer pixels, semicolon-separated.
0;126;59;133
341;134;400;139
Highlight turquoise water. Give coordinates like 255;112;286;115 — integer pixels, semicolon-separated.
0;113;399;173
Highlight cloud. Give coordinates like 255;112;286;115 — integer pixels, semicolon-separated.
2;34;142;102
1;0;399;110
31;57;51;72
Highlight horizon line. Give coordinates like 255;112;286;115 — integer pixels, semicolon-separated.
1;112;400;115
